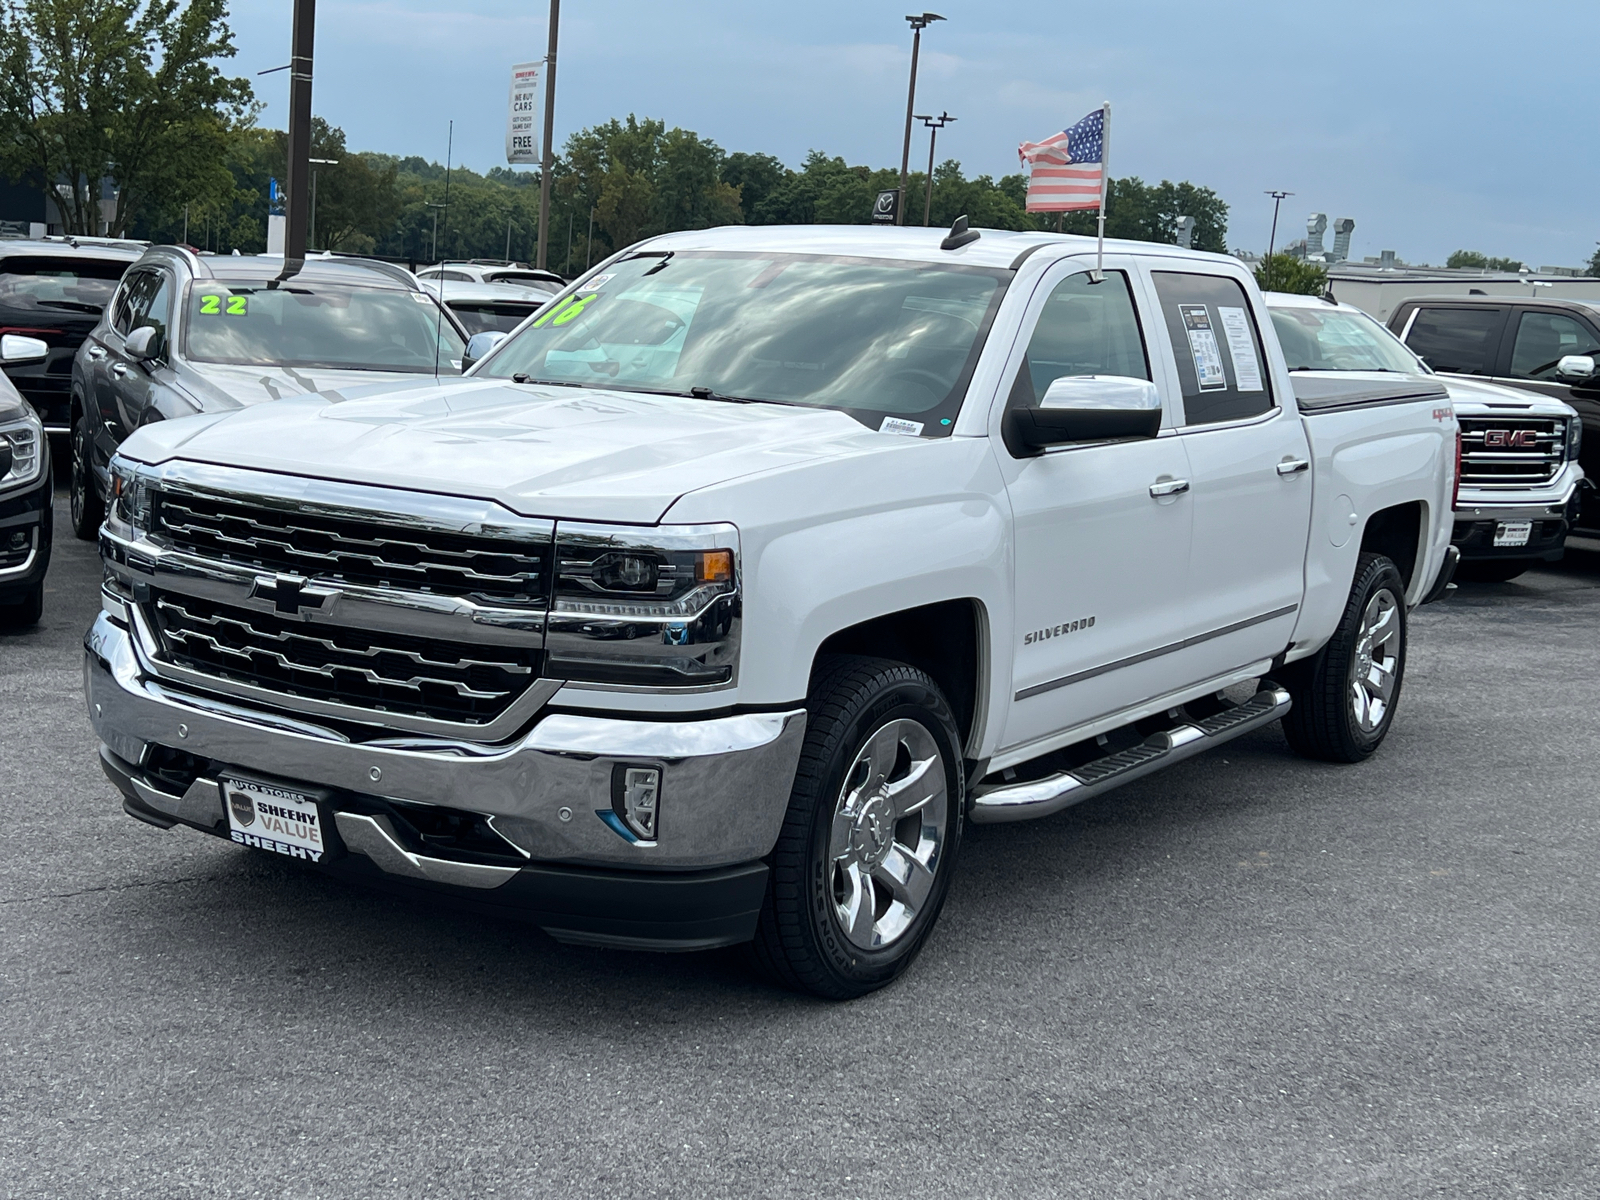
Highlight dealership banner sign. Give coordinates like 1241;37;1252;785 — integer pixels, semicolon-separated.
506;61;542;165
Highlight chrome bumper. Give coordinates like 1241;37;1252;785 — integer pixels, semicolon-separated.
85;610;805;872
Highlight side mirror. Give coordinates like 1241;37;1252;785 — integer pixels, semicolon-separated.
124;325;159;361
1005;375;1163;455
0;333;47;364
1556;354;1596;381
462;330;508;371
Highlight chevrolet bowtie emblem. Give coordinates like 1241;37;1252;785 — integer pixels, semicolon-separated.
250;574;339;616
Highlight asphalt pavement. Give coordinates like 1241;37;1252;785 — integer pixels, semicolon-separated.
4;482;1599;1199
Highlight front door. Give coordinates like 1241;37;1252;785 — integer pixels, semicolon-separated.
998;260;1195;755
106;269;175;440
1147;268;1311;679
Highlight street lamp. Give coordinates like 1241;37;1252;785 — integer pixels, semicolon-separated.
1264;189;1293;290
917;111;955;227
308;157;338;251
897;13;944;227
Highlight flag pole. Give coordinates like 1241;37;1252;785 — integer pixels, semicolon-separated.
1093;101;1110;282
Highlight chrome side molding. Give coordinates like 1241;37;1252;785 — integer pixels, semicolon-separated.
333;812;520;889
970;687;1292;825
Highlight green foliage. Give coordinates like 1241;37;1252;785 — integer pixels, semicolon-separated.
1447;249;1523;271
0;0;253;236
1587;245;1600;279
1255;254;1328;296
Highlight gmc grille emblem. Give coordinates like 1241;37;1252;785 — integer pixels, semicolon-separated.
250;574;340;616
1483;429;1538;448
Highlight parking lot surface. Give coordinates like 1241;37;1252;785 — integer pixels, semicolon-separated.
4;486;1599;1199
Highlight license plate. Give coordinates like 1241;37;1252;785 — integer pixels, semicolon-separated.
1493;521;1533;548
223;778;328;863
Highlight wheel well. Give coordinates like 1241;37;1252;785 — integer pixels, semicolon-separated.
1360;502;1423;589
814;599;983;751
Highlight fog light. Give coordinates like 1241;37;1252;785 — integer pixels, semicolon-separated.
7;531;26;550
609;764;661;842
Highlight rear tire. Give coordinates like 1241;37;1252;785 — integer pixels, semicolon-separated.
69;403;103;542
0;582;43;629
747;655;964;1000
1281;552;1407;763
1455;558;1530;583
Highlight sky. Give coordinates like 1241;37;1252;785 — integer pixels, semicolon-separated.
227;0;1599;269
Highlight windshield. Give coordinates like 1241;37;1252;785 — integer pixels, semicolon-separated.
1269;305;1425;373
478;251;1008;433
0;256;126;318
448;302;537;336
183;281;467;373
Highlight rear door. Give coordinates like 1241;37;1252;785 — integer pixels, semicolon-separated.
1144;266;1312;679
1396;303;1509;377
997;257;1195;753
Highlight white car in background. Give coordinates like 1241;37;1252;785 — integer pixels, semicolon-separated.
421;280;548;341
416;261;564;294
1266;291;1584;582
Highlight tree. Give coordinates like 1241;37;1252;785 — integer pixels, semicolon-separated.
1587;245;1600;278
1255;254;1327;296
1447;249;1523;271
0;0;253;236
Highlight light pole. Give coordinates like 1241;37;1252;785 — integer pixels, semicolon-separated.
917;111;955;226
536;0;560;269
897;13;944;226
283;0;316;264
308;157;337;251
426;202;445;261
1264;189;1293;289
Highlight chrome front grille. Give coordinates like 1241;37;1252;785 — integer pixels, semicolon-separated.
154;489;550;608
149;590;540;726
1458;416;1566;488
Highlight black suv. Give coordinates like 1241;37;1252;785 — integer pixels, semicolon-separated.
0;333;52;626
1389;295;1599;531
0;237;144;434
69;248;470;540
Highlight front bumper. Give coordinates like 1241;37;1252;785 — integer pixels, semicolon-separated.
0;462;52;603
85;610;805;947
1452;490;1581;563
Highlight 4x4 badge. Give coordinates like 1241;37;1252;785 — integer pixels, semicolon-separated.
250;574;340;617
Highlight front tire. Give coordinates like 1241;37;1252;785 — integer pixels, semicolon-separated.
1281;552;1407;763
748;655;965;999
69;404;103;542
0;582;43;629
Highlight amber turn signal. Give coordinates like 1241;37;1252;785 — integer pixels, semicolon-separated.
697;549;734;583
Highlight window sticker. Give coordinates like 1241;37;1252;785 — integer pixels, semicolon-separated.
577;273;613;293
226;295;248;317
198;294;221;315
879;416;924;437
1216;306;1263;391
1179;303;1227;391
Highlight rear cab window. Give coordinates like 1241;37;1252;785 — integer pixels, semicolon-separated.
1400;306;1507;375
1151;271;1274;425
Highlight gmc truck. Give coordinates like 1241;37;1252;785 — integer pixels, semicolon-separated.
85;225;1457;999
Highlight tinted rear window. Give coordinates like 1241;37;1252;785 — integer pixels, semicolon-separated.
1151;271;1274;424
1403;306;1506;375
448;302;538;335
0;256;128;319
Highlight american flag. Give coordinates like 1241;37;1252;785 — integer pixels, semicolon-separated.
1018;108;1105;212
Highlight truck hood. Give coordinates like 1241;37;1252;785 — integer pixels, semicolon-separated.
179;362;448;410
120;378;885;524
1435;374;1578;417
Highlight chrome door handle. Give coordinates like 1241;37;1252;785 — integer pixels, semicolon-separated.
110;362;128;377
1149;478;1190;497
1276;458;1310;476
87;345;106;360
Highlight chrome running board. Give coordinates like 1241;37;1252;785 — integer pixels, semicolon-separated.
969;687;1291;825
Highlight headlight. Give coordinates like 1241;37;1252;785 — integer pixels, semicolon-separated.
0;406;44;492
546;523;740;688
1569;417;1583;463
106;455;153;533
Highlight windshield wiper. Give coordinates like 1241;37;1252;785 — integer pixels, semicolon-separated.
34;299;103;314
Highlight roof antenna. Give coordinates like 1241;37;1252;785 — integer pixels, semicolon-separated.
940;214;980;251
433;119;453;380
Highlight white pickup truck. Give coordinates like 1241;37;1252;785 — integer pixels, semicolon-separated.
86;224;1457;998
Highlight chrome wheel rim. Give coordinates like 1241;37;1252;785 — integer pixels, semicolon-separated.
828;717;947;951
1350;587;1400;733
69;421;87;527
